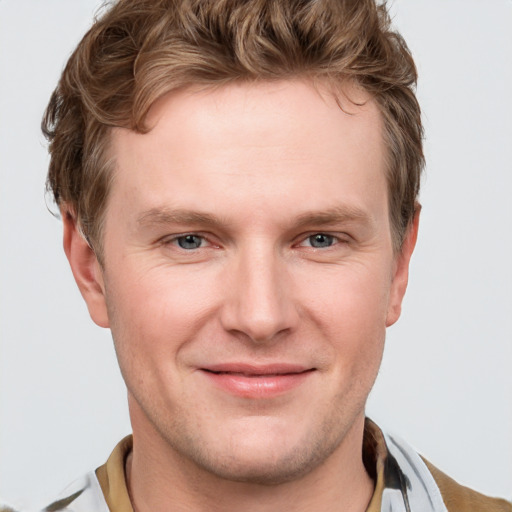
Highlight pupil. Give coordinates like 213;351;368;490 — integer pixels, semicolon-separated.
178;235;202;249
310;234;333;248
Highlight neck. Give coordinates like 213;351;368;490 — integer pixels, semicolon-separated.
126;411;374;512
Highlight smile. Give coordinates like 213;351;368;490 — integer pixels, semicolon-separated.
199;364;315;398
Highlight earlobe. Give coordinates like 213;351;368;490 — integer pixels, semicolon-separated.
386;208;420;327
62;209;110;328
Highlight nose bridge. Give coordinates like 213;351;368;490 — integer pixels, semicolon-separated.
221;240;297;343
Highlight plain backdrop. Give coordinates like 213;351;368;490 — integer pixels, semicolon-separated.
1;0;511;509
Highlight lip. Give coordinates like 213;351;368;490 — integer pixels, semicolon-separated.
199;363;315;398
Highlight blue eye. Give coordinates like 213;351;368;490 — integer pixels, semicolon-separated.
308;233;335;248
177;235;204;249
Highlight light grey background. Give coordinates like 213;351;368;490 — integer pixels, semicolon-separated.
1;0;511;509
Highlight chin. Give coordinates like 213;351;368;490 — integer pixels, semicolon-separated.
190;443;330;486
173;417;346;486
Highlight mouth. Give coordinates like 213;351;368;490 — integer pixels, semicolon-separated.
199;364;316;398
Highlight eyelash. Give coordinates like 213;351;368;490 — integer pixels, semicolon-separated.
298;233;343;249
160;231;349;251
160;233;213;250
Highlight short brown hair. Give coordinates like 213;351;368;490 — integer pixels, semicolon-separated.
43;0;423;258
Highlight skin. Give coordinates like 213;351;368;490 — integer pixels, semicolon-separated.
64;79;418;512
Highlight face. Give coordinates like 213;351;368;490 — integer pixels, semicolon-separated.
67;80;416;484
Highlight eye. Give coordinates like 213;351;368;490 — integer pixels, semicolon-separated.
175;234;205;250
306;233;336;248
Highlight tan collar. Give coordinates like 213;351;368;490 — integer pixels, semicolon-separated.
95;436;134;512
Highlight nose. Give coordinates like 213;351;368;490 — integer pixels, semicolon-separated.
219;245;299;345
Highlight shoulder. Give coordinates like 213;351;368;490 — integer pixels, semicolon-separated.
37;436;132;512
422;458;512;512
378;428;511;512
38;472;108;512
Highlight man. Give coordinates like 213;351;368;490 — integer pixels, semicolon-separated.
36;0;510;511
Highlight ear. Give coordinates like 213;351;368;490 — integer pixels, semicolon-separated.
62;209;110;328
386;208;420;327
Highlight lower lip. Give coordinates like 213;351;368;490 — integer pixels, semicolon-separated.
201;370;313;398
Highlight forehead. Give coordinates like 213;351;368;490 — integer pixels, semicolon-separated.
108;79;386;226
141;80;381;164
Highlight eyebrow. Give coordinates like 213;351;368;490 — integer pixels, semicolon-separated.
292;205;373;230
136;205;373;231
136;208;226;229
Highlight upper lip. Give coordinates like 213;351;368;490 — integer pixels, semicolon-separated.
200;363;314;376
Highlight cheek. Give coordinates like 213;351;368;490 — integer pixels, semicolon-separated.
298;263;390;370
104;264;219;370
300;261;392;327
